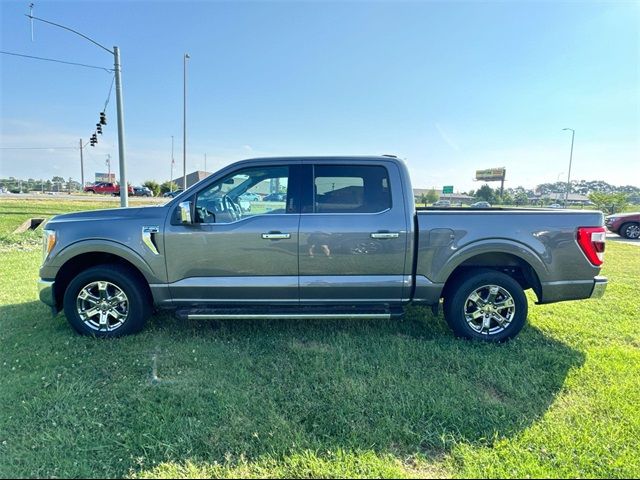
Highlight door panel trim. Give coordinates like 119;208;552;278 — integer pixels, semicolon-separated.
299;275;410;303
169;276;299;304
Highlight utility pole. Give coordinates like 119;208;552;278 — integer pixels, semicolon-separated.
106;154;111;181
79;138;85;188
563;128;575;205
113;46;128;206
170;135;175;192
29;3;34;41
183;53;190;191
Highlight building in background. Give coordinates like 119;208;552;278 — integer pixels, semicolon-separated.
172;171;211;189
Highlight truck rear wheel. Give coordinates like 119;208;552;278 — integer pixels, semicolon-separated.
63;265;151;337
443;270;527;342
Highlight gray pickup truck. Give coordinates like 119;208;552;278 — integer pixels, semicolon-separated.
38;156;608;342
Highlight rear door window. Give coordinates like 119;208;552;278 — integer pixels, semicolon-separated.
312;165;391;213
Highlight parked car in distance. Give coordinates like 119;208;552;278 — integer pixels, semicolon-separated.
263;193;286;202
84;182;134;196
470;201;491;208
432;200;451;208
133;186;153;197
605;212;640;239
548;203;564;209
38;155;608;343
239;192;261;202
163;189;183;198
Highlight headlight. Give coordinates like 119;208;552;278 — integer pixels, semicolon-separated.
42;229;56;261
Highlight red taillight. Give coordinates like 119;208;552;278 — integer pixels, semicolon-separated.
577;227;606;266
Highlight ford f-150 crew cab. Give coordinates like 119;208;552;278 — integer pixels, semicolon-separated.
38;156;608;342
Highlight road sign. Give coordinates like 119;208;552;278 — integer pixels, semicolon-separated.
442;185;454;194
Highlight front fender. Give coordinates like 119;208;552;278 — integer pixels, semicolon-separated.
42;239;163;284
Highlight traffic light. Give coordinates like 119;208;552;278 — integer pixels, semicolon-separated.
90;133;97;146
99;112;107;125
96;123;103;135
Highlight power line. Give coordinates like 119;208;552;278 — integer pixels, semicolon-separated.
103;75;115;111
0;50;113;72
0;146;78;150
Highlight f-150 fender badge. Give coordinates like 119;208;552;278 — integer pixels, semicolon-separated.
142;226;160;255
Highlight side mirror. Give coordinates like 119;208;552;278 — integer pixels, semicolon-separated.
178;201;192;224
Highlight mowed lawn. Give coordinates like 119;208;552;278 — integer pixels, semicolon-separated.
0;199;638;478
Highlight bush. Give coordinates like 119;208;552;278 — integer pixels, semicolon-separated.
588;192;629;214
160;181;179;194
142;181;160;197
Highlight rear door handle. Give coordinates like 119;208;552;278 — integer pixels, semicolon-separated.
261;232;291;240
370;232;400;239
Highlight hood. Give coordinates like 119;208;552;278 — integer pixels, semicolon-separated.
47;206;164;225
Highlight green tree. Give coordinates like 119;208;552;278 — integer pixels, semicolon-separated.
143;180;160;197
160;181;179;194
496;190;513;205
426;189;439;204
514;191;529;206
475;184;495;203
588;192;629;215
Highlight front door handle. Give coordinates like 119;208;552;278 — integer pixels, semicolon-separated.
261;232;291;240
370;232;400;239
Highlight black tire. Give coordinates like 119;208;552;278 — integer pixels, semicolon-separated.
63;264;151;337
619;222;640;240
443;269;528;342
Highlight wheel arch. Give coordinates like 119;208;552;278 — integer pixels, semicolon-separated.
53;248;154;311
441;250;543;302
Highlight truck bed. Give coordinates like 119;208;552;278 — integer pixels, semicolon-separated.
413;208;604;304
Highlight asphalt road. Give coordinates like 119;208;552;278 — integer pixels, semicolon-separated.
0;193;166;203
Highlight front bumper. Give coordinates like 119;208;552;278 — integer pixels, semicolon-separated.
590;276;608;299
38;279;56;307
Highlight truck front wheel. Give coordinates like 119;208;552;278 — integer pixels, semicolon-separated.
63;265;151;337
443;270;528;342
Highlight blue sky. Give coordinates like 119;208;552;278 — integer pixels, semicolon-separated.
1;0;638;191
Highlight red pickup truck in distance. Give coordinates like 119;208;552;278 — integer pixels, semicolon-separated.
83;182;134;196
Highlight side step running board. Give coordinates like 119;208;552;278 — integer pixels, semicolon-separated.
186;313;392;320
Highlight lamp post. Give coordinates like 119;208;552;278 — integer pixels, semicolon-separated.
562;128;575;205
183;53;190;191
170;135;175;192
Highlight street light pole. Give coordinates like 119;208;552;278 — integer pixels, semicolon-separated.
562;128;575;205
183;53;190;191
79;138;85;188
170;135;175;192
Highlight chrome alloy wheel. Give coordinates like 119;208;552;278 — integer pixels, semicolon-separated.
76;281;129;332
463;284;516;335
623;223;640;239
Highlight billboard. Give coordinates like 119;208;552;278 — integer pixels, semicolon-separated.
475;168;506;181
95;172;116;183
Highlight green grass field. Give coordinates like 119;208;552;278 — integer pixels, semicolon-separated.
0;199;638;478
